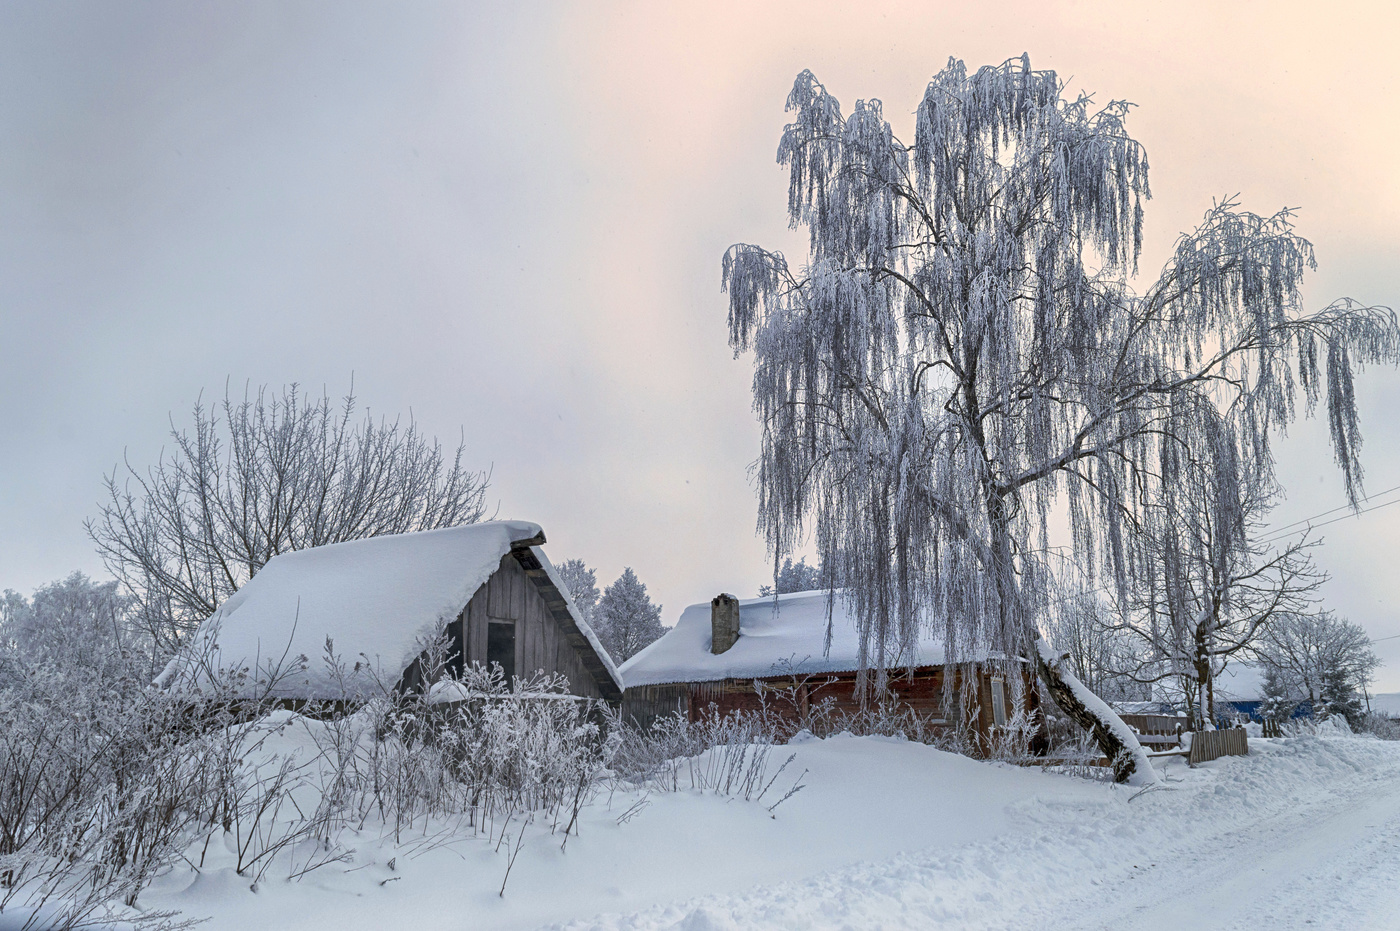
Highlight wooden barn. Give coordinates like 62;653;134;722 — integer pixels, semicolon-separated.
155;520;622;703
620;589;1041;747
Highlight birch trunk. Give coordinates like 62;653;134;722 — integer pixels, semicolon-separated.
1034;636;1159;785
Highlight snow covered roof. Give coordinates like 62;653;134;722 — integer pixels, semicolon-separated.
1214;663;1267;702
155;520;621;700
620;589;964;688
1371;692;1400;717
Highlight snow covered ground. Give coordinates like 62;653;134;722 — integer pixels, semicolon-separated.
139;728;1400;931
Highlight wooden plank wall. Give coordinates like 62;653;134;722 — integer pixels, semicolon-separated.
1120;713;1188;735
462;555;604;700
622;685;690;729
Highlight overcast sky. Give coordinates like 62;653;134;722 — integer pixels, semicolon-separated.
4;1;1400;687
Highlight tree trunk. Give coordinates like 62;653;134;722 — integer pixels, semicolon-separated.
1033;635;1159;785
981;494;1157;785
1194;631;1215;730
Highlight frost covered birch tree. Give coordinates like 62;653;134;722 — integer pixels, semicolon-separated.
722;55;1399;782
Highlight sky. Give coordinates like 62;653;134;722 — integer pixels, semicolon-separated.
3;1;1400;687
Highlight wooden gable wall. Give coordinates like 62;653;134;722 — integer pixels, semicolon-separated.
456;553;613;701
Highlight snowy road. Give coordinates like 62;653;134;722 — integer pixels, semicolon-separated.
553;737;1400;931
1069;750;1400;931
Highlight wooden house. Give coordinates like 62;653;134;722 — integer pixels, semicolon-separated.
155;520;622;703
620;589;1041;747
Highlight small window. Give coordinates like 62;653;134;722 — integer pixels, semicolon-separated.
487;619;516;686
991;677;1007;727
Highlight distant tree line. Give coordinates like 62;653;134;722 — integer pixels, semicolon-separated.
556;559;664;663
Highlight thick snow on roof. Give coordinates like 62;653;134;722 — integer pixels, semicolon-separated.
620;589;957;688
1215;663;1267;702
1371;693;1400;717
156;520;614;699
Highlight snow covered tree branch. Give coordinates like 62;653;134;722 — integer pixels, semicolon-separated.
88;382;491;653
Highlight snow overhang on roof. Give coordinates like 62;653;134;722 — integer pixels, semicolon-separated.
619;589;961;688
155;520;621;700
1213;663;1267;703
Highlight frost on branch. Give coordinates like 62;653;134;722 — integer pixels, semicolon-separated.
721;54;1399;779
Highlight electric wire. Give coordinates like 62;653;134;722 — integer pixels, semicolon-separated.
1258;493;1400;547
1260;481;1400;538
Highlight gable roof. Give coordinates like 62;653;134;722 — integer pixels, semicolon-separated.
620;589;958;688
154;520;622;700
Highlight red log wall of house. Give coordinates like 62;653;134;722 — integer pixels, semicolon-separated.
678;664;1043;751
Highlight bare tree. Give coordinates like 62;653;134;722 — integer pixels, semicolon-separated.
1042;590;1148;703
88;383;490;652
1255;610;1379;710
721;56;1398;781
1110;424;1326;726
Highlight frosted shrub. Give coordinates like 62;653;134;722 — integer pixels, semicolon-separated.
1361;714;1400;741
0;637;621;924
0;659;220;929
754;676;992;757
610;708;803;809
1281;715;1355;739
306;661;614;848
802;697;981;753
985;709;1043;763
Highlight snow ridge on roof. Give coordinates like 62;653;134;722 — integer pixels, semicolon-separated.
156;520;615;699
620;589;954;688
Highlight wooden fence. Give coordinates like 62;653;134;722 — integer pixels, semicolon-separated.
1186;727;1249;765
1120;713;1186;750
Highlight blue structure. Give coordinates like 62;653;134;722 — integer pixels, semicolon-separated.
1218;699;1314;725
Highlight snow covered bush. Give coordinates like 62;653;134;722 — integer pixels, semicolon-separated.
334;666;615;844
0;623;622;926
609;708;803;807
1361;714;1400;741
0;654;237;928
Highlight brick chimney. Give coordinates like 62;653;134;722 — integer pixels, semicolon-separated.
711;593;740;654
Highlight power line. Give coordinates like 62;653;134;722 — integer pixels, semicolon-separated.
1258;492;1400;547
1260;481;1400;538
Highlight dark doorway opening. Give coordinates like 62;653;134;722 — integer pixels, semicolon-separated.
446;618;465;679
487;619;516;686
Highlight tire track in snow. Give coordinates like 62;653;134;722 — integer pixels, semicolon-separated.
1066;745;1400;931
